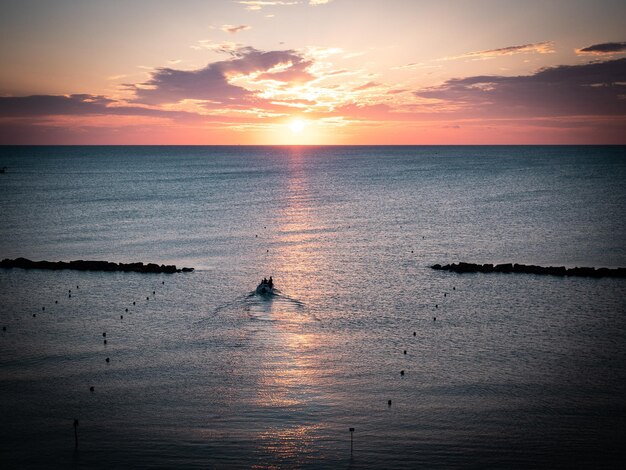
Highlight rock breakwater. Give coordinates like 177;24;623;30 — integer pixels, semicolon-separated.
431;262;625;278
0;258;194;274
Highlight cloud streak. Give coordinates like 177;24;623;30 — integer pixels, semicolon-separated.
439;41;554;61
237;1;298;10
0;94;198;122
221;24;251;34
577;41;626;55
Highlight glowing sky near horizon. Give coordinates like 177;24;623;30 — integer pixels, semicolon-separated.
0;0;624;144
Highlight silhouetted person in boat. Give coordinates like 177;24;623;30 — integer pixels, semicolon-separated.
268;277;273;289
262;277;268;284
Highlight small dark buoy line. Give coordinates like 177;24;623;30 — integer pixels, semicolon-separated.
10;274;172;448
387;281;457;416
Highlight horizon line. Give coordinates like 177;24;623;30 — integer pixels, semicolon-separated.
2;143;625;147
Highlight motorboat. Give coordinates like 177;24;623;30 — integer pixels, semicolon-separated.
256;279;274;295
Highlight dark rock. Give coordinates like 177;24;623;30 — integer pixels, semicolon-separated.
494;263;513;273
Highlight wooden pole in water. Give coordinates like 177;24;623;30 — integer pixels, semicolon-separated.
349;427;354;454
73;419;79;448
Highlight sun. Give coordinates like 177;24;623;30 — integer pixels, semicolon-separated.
288;118;306;134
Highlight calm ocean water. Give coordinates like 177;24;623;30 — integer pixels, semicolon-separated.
0;145;625;468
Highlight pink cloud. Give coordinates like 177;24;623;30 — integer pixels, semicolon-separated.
130;47;313;105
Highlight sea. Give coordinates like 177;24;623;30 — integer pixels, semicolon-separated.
0;145;625;469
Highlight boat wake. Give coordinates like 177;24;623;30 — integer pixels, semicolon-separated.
245;288;307;320
195;282;316;329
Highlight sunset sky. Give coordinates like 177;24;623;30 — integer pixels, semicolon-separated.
1;0;624;144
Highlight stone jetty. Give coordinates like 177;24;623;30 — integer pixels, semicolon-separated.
431;262;626;278
0;258;194;274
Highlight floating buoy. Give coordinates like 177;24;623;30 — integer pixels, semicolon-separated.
102;332;106;337
403;350;407;355
33;313;36;317
55;300;58;304
3;326;6;331
153;291;155;295
433;317;436;321
435;304;438;308
42;306;45;311
125;308;128;312
105;357;110;363
453;286;455;290
120;315;123;319
89;386;94;392
400;370;404;376
104;339;107;345
146;296;149;300
133;301;136;305
69;294;71;298
162;281;164;285
413;331;416;336
388;400;392;406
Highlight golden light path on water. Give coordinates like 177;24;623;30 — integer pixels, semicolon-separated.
250;149;330;460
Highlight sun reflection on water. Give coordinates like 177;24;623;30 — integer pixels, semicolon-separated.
255;423;325;464
248;149;336;460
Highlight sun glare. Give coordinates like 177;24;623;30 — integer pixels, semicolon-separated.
288;118;306;134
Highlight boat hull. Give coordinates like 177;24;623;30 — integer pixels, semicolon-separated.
255;283;274;295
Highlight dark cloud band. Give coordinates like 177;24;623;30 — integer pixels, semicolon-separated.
578;42;626;54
